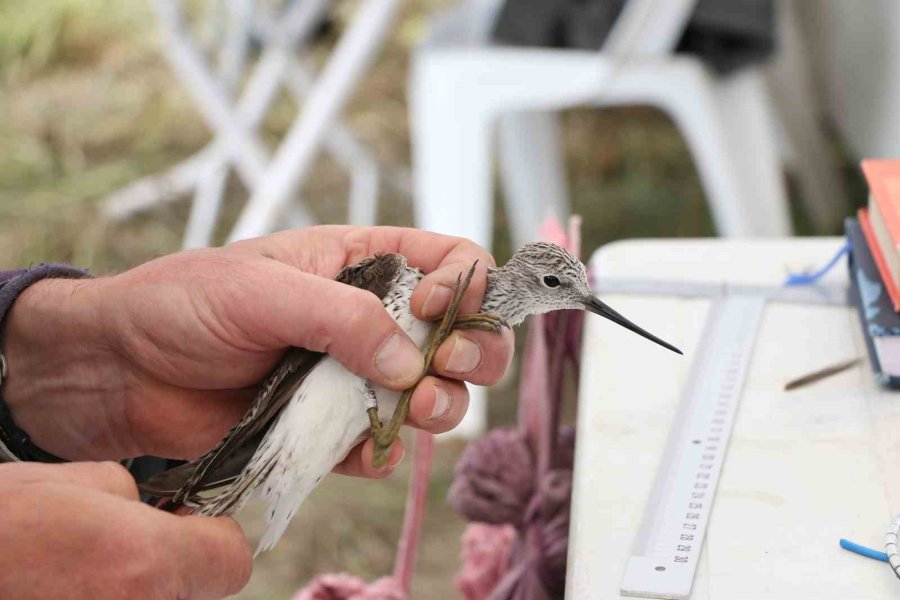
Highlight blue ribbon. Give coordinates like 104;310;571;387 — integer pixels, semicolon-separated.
783;243;850;287
839;538;889;562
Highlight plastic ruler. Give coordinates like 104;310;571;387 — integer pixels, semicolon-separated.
591;279;849;600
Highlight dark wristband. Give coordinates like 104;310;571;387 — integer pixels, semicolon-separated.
0;263;91;462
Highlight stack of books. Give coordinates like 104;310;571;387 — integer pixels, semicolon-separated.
848;160;900;388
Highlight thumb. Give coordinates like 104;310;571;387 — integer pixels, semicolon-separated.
165;515;252;600
239;262;424;390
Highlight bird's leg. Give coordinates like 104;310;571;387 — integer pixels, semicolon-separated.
371;262;478;468
450;312;509;333
364;382;382;436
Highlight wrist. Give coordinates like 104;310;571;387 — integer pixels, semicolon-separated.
0;277;124;459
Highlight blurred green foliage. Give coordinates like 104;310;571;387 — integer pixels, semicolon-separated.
0;0;147;80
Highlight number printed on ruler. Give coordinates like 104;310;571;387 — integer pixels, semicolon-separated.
621;295;765;599
673;321;752;567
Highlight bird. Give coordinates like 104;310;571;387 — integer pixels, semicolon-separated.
139;242;681;553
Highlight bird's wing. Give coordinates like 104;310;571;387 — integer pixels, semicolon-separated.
137;347;317;500
138;253;409;505
334;251;409;299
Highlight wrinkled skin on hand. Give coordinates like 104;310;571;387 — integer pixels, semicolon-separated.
0;226;515;599
0;461;252;600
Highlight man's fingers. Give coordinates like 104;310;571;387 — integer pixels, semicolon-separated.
290;275;423;390
411;259;495;318
405;376;469;434
166;515;253;600
240;226;497;283
228;228;502;390
431;327;515;386
223;262;425;391
333;376;467;479
332;437;404;479
9;462;140;500
398;232;496;317
250;226;497;318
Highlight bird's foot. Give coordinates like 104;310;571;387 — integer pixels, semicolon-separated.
452;312;510;334
371;261;479;469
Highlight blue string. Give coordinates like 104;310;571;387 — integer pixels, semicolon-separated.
840;538;889;562
784;243;850;286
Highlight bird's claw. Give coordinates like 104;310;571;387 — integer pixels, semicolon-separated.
371;397;408;468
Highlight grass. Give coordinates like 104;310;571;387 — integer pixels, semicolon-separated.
0;1;861;598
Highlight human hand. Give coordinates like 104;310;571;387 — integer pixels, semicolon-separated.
1;226;514;476
0;461;250;600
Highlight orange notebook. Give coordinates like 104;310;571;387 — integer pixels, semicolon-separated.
859;208;900;311
863;160;900;244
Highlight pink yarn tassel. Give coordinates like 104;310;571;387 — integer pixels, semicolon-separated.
450;215;583;600
456;523;517;600
291;574;405;600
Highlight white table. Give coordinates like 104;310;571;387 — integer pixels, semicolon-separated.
567;238;900;599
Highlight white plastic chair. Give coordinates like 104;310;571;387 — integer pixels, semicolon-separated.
411;0;849;249
411;0;846;436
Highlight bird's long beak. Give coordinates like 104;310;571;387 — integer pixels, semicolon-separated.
583;296;683;355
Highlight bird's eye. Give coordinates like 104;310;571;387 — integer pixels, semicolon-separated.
543;275;561;288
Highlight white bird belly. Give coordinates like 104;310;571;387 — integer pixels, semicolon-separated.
251;270;431;553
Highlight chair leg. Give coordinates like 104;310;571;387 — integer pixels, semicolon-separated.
498;111;571;249
283;60;381;227
714;68;793;236
101;147;214;220
411;55;494;438
153;0;271;188
183;0;253;250
411;68;495;248
184;162;229;249
651;63;784;236
227;0;403;242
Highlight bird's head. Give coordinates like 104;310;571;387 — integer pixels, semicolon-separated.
502;242;682;355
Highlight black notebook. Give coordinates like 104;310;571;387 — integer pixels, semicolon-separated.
846;217;900;388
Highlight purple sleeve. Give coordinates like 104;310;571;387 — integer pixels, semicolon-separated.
0;269;28;284
0;264;91;462
0;264;91;324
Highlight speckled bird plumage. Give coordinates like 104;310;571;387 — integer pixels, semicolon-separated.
139;242;678;554
482;242;593;326
201;262;430;553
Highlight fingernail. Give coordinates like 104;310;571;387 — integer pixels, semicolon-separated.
422;284;454;318
388;444;405;468
429;385;452;421
374;333;423;385
376;443;405;473
445;334;483;374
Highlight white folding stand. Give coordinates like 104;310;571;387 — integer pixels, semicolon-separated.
226;0;403;242
103;0;400;247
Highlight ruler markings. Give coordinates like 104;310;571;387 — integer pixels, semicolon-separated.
620;295;766;600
